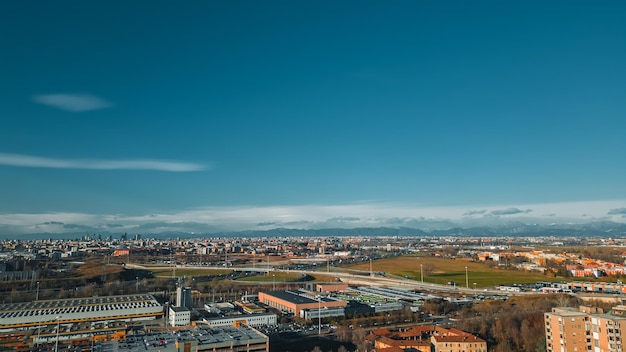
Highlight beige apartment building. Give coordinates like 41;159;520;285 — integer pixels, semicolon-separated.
545;306;626;352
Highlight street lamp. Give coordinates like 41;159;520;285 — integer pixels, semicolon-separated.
36;318;42;347
36;281;40;301
465;266;469;288
54;316;61;352
318;298;321;335
420;264;423;283
272;274;276;291
136;276;139;293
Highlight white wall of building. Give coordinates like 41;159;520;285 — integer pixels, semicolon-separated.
204;313;277;328
169;307;190;327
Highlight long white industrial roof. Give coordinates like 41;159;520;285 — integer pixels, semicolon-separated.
0;294;163;327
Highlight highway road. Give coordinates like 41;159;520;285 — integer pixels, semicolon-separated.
126;263;511;295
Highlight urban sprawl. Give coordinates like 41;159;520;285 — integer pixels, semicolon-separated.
1;234;626;352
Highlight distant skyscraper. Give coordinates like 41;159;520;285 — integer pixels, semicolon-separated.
176;286;192;309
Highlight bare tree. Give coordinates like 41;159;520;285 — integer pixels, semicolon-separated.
352;329;371;352
421;263;435;277
336;325;352;342
554;294;574;307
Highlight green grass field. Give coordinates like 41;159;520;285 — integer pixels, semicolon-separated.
235;272;339;283
346;256;549;287
236;272;305;282
149;268;233;278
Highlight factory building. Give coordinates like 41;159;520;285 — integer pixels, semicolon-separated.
350;286;438;302
315;283;349;293
300;306;345;320
258;290;347;317
0;294;164;348
536;281;626;294
102;325;268;352
0;294;163;330
203;313;277;328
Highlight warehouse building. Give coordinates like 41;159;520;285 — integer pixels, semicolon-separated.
0;294;163;330
97;325;269;352
315;283;349;293
258;290;347;317
300;306;345;320
350;286;438;302
203;313;277;328
0;294;164;348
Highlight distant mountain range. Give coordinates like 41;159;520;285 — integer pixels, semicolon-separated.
5;221;626;240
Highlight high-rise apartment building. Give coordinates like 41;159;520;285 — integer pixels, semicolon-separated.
545;307;590;352
545;305;626;352
591;306;626;352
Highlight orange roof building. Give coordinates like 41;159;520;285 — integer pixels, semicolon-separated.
369;325;486;352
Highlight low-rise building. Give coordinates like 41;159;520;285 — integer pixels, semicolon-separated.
369;326;486;352
316;283;349;293
430;328;487;352
0;294;164;347
99;325;269;352
0;294;163;331
300;306;345;320
169;306;191;327
258;290;347;317
204;313;277;328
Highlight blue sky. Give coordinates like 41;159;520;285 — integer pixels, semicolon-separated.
1;1;625;235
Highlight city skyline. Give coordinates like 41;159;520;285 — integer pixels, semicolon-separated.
1;1;625;235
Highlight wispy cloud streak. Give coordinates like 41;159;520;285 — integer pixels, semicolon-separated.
33;94;113;112
0;153;206;172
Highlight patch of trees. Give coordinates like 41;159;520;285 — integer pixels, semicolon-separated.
455;295;579;352
421;298;458;316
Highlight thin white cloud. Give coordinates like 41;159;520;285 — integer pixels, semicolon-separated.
33;94;112;112
0;153;206;172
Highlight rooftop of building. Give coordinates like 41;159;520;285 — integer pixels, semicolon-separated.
96;325;267;352
369;325;485;345
204;312;276;321
547;307;589;317
0;294;157;312
263;290;337;305
0;294;162;327
431;334;485;343
170;306;190;313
